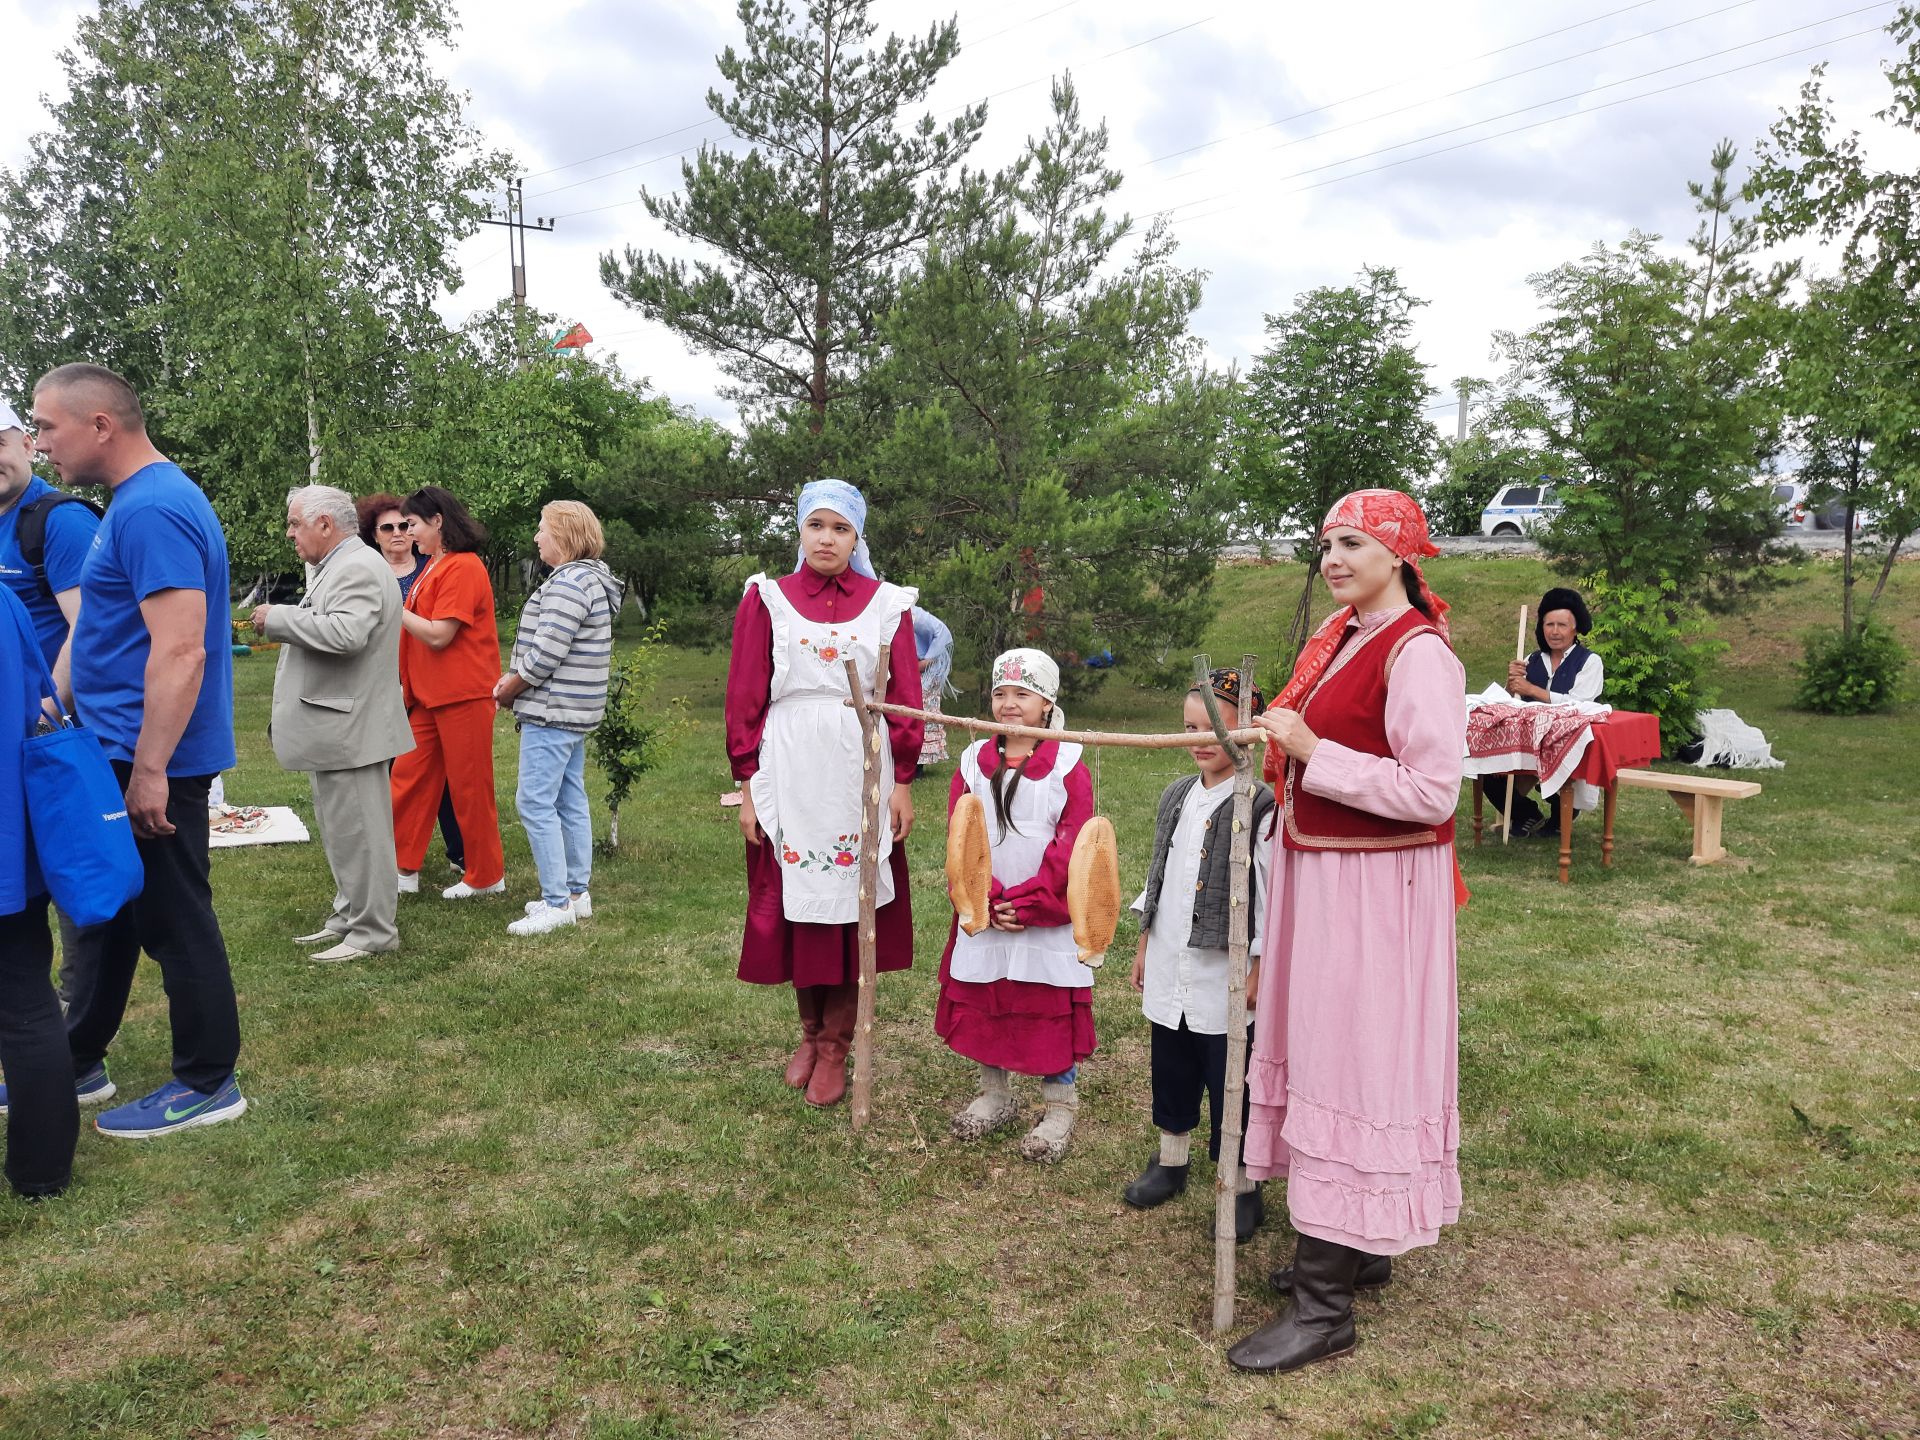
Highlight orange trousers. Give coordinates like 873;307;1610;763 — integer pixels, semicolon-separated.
392;698;505;887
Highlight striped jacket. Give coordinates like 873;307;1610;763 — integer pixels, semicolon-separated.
509;559;624;732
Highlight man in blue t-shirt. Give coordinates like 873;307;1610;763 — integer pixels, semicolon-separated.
24;363;247;1140
0;399;98;695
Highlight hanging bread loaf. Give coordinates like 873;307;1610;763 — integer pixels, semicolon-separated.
946;792;994;936
1067;815;1120;969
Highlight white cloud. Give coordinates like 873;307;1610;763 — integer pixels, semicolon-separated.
5;0;1915;431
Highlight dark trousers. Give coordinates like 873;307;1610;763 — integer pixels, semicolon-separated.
64;764;242;1094
437;783;463;867
1481;772;1552;831
1150;1018;1253;1165
1;899;79;1197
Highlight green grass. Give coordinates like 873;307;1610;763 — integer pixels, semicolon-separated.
1;553;1916;1439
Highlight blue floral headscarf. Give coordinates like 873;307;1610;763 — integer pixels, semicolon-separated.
795;478;876;580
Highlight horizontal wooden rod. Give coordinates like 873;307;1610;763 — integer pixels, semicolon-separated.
854;699;1265;751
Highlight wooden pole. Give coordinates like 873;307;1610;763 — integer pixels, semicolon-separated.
843;649;887;1132
1502;605;1528;844
1192;653;1259;1335
854;700;1262;751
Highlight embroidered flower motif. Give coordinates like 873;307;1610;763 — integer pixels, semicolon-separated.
778;829;864;873
800;629;855;667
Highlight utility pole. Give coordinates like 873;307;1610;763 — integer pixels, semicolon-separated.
479;178;554;314
1456;385;1470;441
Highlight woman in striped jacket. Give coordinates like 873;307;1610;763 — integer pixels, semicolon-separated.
493;501;625;937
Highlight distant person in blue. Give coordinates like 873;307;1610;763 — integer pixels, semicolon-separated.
29;363;247;1139
0;585;80;1197
910;606;956;768
0;397;104;1007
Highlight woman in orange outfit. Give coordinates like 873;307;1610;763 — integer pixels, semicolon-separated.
391;486;506;899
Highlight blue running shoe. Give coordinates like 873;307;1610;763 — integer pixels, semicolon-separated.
0;1062;116;1116
94;1075;247;1140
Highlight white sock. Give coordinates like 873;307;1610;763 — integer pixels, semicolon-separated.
1159;1130;1191;1167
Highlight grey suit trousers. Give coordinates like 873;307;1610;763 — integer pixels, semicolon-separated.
312;761;400;952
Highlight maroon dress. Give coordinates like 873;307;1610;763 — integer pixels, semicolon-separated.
725;566;924;987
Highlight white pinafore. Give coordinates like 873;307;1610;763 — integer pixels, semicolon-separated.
949;738;1094;989
745;573;917;924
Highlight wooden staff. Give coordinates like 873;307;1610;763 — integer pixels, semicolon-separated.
1192;652;1259;1335
843;648;888;1132
856;699;1263;751
1502;604;1528;844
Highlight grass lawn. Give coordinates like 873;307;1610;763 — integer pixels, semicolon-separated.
1;554;1915;1440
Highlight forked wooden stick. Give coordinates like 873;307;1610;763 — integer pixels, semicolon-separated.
1191;653;1258;1335
1502;605;1528;844
843;649;888;1131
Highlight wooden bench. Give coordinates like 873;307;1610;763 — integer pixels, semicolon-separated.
1613;768;1763;865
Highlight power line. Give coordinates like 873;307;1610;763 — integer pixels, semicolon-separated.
1152;5;1897;223
1164;19;1894;232
1133;0;1760;177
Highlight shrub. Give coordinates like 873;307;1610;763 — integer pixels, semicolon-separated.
1794;620;1908;715
1580;571;1726;755
590;622;691;850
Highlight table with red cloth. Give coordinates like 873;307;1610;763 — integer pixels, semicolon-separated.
1462;706;1662;882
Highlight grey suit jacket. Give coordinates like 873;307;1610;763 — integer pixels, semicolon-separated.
266;536;414;773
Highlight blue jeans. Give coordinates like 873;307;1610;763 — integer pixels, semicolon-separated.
515;723;592;908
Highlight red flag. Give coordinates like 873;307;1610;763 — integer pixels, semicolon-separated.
550;322;593;351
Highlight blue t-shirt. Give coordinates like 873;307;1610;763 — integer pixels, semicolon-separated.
72;461;236;776
0;475;101;668
0;586;47;910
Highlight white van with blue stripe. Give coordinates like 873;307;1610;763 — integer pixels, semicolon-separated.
1479;480;1561;537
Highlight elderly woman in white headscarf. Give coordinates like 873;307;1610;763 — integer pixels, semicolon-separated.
724;479;924;1109
934;647;1099;1164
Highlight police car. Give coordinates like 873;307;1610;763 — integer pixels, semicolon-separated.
1479;479;1561;537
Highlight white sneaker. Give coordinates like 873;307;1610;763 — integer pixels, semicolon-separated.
507;903;576;937
523;890;591;918
442;879;507;900
397;872;420;894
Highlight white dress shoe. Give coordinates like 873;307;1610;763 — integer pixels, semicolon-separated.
311;942;372;963
293;929;339;945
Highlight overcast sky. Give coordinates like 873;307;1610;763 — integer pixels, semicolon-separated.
6;0;1916;431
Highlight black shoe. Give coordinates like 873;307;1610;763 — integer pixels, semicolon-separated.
1228;1236;1362;1375
1270;1250;1391;1295
1234;1183;1266;1244
1122;1157;1189;1210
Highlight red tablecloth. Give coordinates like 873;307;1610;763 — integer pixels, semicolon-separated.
1574;709;1661;786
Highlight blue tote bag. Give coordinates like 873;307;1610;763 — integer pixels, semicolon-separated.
20;648;144;927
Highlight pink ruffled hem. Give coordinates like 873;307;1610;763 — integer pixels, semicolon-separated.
1247;1056;1459;1172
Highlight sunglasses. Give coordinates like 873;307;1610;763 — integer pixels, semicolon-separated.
377;521;408;533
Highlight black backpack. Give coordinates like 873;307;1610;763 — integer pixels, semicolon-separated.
15;491;105;600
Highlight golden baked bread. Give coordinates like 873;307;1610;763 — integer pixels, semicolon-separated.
946;792;994;936
1067;815;1120;968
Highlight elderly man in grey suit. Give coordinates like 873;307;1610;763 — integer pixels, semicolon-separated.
249;485;413;962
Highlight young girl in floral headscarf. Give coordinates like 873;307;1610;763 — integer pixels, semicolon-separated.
1229;489;1467;1378
935;648;1096;1162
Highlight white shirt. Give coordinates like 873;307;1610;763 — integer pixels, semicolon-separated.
1535;649;1604;705
1130;773;1274;1035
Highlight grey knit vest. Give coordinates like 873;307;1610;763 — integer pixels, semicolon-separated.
1139;773;1276;951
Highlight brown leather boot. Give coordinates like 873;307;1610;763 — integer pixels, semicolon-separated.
1227;1235;1363;1374
783;985;825;1089
804;982;858;1107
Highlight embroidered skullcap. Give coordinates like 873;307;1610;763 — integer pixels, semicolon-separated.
795;477;876;579
990;647;1067;730
1535;587;1591;650
0;400;23;433
1197;666;1266;718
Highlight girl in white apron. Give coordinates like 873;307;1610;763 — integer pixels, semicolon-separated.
723;480;923;1107
935;649;1097;1162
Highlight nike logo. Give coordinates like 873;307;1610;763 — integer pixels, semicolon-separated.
163;1091;218;1122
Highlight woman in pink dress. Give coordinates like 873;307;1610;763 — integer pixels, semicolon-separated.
1228;489;1467;1375
725;480;923;1108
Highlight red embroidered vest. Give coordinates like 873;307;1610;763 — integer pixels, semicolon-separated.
1283;607;1456;852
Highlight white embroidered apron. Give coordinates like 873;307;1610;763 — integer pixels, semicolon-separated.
950;738;1094;988
747;573;917;924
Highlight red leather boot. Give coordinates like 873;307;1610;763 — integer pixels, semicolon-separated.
783;985;826;1088
804;982;858;1107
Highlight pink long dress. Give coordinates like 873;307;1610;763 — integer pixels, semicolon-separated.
1244;605;1467;1257
725;566;924;988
